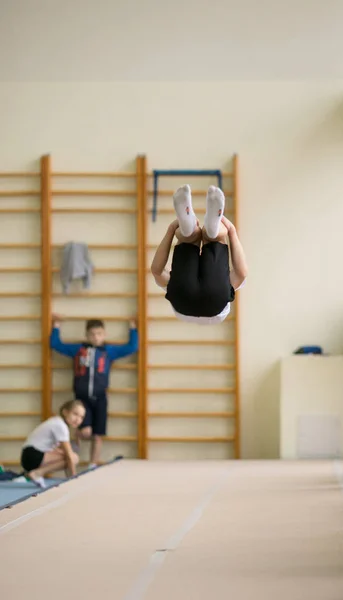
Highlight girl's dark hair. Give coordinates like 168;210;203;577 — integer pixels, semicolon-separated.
59;399;84;417
86;319;104;331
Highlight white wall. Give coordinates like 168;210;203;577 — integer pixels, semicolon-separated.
1;81;343;459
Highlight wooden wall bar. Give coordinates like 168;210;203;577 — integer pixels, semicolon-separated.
0;154;241;465
40;155;52;421
144;157;241;459
136;155;148;459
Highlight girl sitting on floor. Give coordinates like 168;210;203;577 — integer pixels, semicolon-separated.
20;399;86;488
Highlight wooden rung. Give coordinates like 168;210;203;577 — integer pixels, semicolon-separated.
53;190;135;197
51;267;138;274
0;172;39;178
60;316;133;322
147;315;235;322
53;172;136;178
148;436;235;443
148;340;235;346
0;436;26;441
51;267;137;274
61;338;131;345
0;244;40;249
148;387;236;394
0;191;39;197
0;411;40;417
52;208;136;214
148;189;232;197
147;244;176;250
103;436;137;442
147;241;233;250
148;412;236;418
0;292;40;298
108;387;138;394
0;267;40;273
0;364;41;369
0;339;41;345
0;316;40;321
52;363;136;370
52;292;137;298
0;208;40;213
148;364;235;370
0;388;41;393
148;208;233;215
147;316;179;321
108;412;137;418
52;244;137;250
54;387;137;394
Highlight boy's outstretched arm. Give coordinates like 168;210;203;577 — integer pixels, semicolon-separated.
107;319;139;361
150;220;179;288
50;314;81;358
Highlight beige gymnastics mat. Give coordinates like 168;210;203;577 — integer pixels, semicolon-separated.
1;460;343;599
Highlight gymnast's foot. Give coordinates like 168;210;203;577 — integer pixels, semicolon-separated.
204;186;225;239
173;185;197;237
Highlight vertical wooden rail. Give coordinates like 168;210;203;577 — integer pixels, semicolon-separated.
40;154;52;421
136;155;148;458
232;153;240;459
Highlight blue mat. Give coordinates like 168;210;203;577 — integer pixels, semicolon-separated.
0;456;123;511
0;478;64;509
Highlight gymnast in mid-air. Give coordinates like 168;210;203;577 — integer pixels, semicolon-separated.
151;185;247;324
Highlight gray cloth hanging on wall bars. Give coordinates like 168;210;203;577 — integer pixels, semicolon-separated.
60;241;94;294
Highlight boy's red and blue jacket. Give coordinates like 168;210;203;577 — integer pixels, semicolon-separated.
50;327;138;401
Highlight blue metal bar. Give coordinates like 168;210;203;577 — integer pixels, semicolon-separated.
152;169;223;222
153;171;159;223
153;170;222;177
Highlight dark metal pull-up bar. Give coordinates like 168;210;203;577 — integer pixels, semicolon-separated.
152;169;223;221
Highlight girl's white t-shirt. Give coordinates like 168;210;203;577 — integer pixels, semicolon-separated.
23;416;70;453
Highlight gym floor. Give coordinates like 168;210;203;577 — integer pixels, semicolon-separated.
1;460;343;599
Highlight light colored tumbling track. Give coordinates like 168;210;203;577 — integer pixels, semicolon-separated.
1;460;343;599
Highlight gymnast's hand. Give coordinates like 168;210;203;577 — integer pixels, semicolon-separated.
168;219;179;234
221;215;235;234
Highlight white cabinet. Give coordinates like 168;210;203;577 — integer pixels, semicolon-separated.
280;356;343;459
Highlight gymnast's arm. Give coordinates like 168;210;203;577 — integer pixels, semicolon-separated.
226;222;248;290
150;220;178;288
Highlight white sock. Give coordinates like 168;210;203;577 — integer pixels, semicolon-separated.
204;186;225;239
173;185;197;238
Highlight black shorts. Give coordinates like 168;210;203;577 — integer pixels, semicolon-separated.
165;242;235;317
21;446;44;472
78;396;107;436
